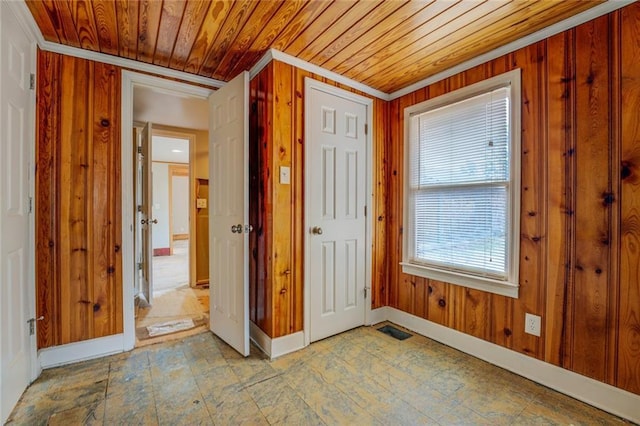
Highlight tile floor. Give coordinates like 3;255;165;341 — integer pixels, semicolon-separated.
7;324;630;425
135;286;209;347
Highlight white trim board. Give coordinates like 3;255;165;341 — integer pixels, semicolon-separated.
11;1;223;89
388;0;635;100
13;0;636;101
121;71;214;352
248;49;388;100
385;307;640;424
38;334;124;369
249;322;305;360
367;307;389;326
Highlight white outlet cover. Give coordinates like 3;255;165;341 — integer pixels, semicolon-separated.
525;313;541;337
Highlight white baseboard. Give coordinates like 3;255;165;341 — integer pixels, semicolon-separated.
249;322;305;360
386;307;640;424
271;331;305;359
249;321;271;358
38;334;125;369
367;306;389;326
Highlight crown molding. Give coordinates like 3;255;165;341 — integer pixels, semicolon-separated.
12;1;224;89
39;40;225;89
388;0;636;100
249;49;274;80
268;49;390;100
12;0;634;99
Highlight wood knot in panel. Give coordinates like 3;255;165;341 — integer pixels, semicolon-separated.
93;303;100;312
602;192;615;206
438;298;446;308
504;328;512;336
621;161;633;180
100;119;110;127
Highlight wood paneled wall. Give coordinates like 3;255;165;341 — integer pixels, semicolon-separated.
36;50;122;348
249;60;387;338
386;4;640;394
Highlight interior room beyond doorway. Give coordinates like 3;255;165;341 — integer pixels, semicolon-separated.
132;83;210;347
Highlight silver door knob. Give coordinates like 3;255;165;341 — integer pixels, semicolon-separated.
231;224;243;233
311;226;323;235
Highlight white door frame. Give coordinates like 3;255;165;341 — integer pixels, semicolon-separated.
121;71;213;350
303;78;374;347
145;127;197;290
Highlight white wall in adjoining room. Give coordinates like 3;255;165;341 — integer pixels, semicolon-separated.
151;162;170;250
172;175;189;236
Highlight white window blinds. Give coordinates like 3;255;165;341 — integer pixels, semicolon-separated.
407;86;512;280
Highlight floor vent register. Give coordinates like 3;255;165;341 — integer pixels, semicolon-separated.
377;325;413;341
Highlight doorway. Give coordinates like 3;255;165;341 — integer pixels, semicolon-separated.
304;78;374;343
122;70;251;356
130;84;211;346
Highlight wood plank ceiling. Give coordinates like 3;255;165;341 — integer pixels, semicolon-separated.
26;0;604;93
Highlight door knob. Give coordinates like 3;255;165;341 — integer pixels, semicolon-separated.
151;219;158;224
231;224;243;233
311;226;323;235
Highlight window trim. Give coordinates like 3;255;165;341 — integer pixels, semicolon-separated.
401;69;521;299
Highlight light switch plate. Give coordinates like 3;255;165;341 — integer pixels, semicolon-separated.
280;166;291;185
196;198;207;208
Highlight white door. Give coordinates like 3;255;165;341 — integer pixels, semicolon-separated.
307;81;368;342
209;72;250;356
138;122;153;305
0;2;36;422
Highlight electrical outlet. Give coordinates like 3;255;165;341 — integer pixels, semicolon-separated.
525;313;541;336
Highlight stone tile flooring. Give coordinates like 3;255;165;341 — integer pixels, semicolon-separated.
7;324;630;425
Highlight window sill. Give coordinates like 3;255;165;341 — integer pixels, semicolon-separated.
400;262;519;298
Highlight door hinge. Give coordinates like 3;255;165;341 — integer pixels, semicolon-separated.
364;123;368;135
29;73;35;90
364;287;369;299
137;146;143;154
28;196;33;213
27;316;43;335
364;205;367;217
137;262;143;270
137;205;143;213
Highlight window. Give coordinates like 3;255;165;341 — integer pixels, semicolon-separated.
402;70;521;298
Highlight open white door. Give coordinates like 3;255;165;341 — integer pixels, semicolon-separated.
0;2;36;422
208;72;250;356
139;122;154;305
